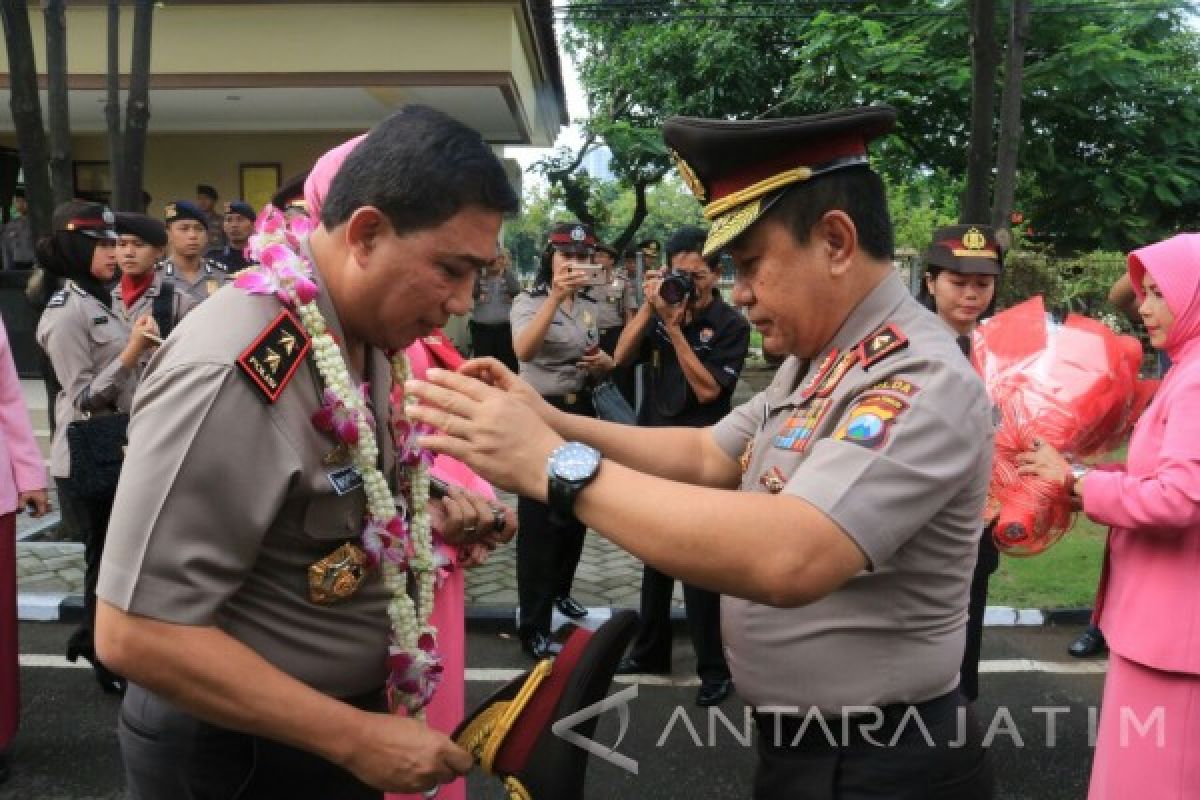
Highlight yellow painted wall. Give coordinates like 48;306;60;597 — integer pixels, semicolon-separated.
0;130;357;213
15;3;519;76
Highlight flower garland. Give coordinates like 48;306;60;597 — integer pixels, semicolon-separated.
235;208;442;715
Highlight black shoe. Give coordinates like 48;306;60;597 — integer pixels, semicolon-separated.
554;596;589;619
1068;627;1107;658
521;632;562;660
696;678;733;707
615;656;670;676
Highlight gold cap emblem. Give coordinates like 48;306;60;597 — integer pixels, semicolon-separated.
962;227;988;251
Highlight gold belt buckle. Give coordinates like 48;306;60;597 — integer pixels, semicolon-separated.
308;542;368;604
565;392;578;405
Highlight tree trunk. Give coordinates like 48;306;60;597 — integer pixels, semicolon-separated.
611;178;650;257
990;0;1031;250
43;0;73;206
120;0;153;212
960;0;998;224
0;0;53;239
105;0;126;208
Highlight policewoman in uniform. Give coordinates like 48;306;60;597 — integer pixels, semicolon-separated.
35;202;161;694
509;222;613;659
469;247;521;372
593;241;637;404
918;223;1004;703
113;213;196;341
159;200;229;304
408;106;995;799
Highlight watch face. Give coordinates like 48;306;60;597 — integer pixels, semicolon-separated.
553;442;601;482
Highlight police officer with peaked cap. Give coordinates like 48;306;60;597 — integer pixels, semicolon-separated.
159;200;230;305
403;105;996;798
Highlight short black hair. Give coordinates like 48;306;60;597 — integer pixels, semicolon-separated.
666;226;721;271
273;171;309;210
196;184;218;201
763;167;893;262
320;105;518;235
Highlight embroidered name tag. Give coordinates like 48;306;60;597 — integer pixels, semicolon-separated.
328;465;364;496
236;309;311;403
92;317;109;325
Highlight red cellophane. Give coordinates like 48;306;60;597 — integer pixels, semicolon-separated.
972;297;1158;556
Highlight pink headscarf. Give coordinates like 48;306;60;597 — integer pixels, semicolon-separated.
1127;233;1200;360
303;133;367;222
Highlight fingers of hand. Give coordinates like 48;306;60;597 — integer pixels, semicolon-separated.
421;368;493;403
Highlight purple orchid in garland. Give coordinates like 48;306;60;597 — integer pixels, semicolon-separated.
311;388;363;446
386;633;444;713
393;418;437;468
360;514;410;568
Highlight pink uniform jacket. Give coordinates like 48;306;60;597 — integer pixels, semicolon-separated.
1083;234;1200;677
0;320;47;515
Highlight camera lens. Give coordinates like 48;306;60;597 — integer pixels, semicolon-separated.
658;270;695;305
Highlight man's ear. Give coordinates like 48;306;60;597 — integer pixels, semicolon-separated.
815;210;859;278
343;206;389;268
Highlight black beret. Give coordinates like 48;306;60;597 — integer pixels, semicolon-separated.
196;184;218;201
164;200;209;229
664;105;896;255
223;200;257;222
924;224;1004;276
115;212;168;247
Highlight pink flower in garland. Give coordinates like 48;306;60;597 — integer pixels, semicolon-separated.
386;634;444;713
361;514;409;568
393;418;437;468
311;388;362;446
432;549;455;591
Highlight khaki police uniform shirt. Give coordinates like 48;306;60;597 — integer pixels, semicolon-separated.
510;289;600;397
472;269;521;325
159;256;229;305
595;274;635;332
710;274;993;713
97;279;398;698
35;282;137;478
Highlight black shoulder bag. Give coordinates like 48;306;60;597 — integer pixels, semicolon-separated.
66;411;129;499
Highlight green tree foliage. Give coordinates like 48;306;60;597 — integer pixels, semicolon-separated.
555;0;1200;255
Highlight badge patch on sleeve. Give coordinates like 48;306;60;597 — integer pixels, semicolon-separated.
237;309;311;403
834;393;909;450
857;324;909;369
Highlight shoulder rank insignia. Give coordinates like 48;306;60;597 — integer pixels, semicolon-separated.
237;309;311;403
46;290;67;309
857;324;909;370
834;393;909;450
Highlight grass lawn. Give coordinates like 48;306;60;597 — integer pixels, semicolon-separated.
988;515;1106;609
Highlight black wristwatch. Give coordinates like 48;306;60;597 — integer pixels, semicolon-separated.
546;442;602;522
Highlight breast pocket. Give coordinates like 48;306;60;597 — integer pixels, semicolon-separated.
302;492;366;543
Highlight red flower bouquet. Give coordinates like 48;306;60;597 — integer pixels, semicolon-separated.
972;297;1158;555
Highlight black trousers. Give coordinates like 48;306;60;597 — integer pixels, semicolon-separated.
959;527;999;702
469;320;518;374
627;564;730;682
516;392;593;640
599;325;636;407
119;683;384;800
753;691;993;800
56;476;114;663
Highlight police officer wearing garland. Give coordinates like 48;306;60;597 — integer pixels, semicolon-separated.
206;200;257;274
94;106;517;797
613;224;748;708
159;200;229;304
406;106;995;798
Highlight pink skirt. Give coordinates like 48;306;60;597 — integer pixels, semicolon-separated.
1088;652;1200;799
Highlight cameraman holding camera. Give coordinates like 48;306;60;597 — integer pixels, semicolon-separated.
612;225;750;706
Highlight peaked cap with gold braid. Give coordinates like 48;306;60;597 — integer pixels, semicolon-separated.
663;105;897;256
453;611;637;800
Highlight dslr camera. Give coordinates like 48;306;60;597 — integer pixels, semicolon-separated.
658;269;696;306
